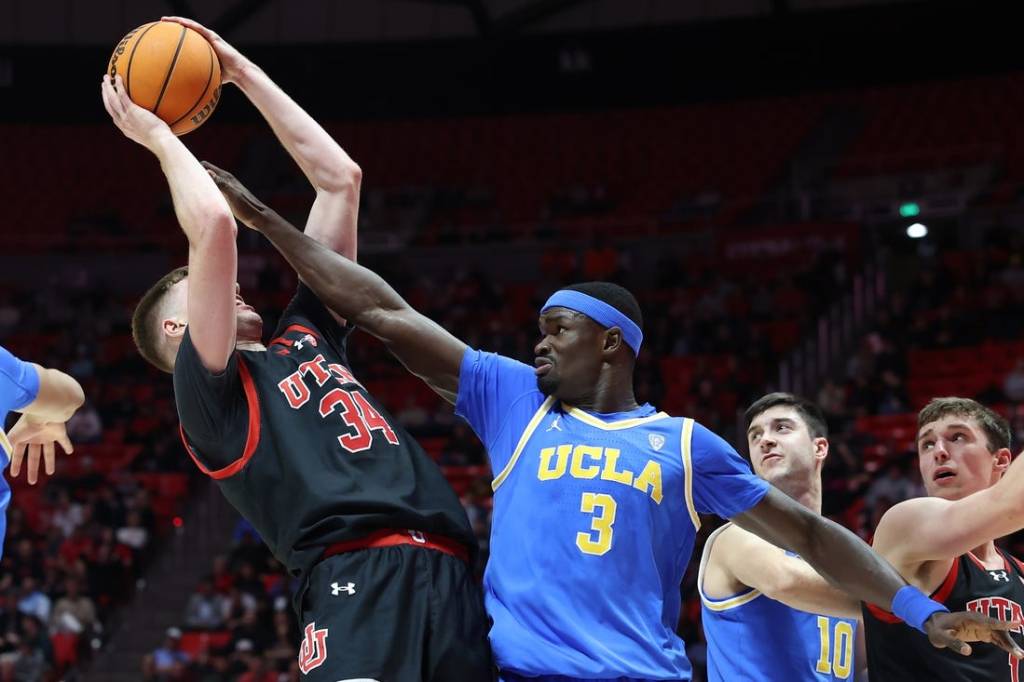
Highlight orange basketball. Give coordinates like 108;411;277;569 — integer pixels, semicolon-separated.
107;22;222;136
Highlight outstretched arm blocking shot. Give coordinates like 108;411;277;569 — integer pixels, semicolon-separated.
204;163;465;401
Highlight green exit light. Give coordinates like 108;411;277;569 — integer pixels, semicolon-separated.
899;202;921;218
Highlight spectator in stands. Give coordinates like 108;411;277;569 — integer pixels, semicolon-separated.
1004;359;1024;403
146;627;190;681
49;576;98;637
440;422;485;466
115;509;149;554
66;399;103;443
237;654;277;682
51;488;85;539
817;378;846;420
183;577;225;630
15;577;50;624
1;615;53;681
263;609;297;670
864;460;916;515
395;394;430;430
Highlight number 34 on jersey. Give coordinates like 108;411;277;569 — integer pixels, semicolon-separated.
276;354;400;454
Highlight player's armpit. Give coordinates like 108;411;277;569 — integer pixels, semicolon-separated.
713;525;861;619
874;488;1024;569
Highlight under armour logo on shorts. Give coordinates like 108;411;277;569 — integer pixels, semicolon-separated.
331;581;356;596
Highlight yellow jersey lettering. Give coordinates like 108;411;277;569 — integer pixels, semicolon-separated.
538;444;571;480
570;445;602;479
537;443;662;504
632;460;663;504
600;448;634;485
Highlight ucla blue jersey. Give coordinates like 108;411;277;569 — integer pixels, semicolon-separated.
0;345;40;554
456;349;770;679
700;524;859;682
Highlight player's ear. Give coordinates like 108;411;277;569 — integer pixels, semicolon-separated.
162;316;187;339
813;437;829;463
994;447;1012;475
603;327;623;356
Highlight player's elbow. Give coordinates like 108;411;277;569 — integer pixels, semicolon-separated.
315;160;362;196
35;369;85;421
196;210;238;243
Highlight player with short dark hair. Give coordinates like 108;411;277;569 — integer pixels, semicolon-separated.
865;396;1024;680
103;18;491;680
204;164;1017;680
700;392;867;681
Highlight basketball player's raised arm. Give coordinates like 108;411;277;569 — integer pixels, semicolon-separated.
204;164;466;401
733;487;1024;656
709;525;861;618
162;16;361;263
102;75;239;373
873;449;1024;570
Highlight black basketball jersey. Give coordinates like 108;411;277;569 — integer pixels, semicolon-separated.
863;549;1024;681
173;284;477;585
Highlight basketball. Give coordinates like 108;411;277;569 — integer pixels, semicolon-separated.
107;21;222;136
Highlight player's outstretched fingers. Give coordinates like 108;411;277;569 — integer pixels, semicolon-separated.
44;440;56;477
9;443;25;478
58;429;73;455
932;633;971;656
993;628;1024;659
26;443;41;486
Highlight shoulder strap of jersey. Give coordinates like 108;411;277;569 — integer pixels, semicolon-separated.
698;523;763;611
491;395;557;492
996;547;1024;577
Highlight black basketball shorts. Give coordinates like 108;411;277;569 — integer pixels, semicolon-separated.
296;532;494;682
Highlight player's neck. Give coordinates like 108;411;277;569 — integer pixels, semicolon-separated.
575;374;640;414
776;478;822;514
969;540;1001;567
236;341;266;352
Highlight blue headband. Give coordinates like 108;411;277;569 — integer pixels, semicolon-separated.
541;290;643;356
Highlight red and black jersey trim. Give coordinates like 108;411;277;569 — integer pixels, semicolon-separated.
865;557;961;624
179;356;261;480
269;324;321;349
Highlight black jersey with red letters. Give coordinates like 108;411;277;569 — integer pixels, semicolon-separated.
173;284;477;586
863;549;1024;681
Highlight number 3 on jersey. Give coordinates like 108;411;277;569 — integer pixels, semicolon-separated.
577;492;617;556
319;389;399;453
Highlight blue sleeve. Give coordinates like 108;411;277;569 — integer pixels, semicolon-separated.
455;348;543;473
0;345;40;414
690;421;770;518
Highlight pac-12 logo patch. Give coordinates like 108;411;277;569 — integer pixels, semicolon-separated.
649;433;666;451
298;622;329;674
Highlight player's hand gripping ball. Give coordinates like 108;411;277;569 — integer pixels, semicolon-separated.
107;21;222;135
